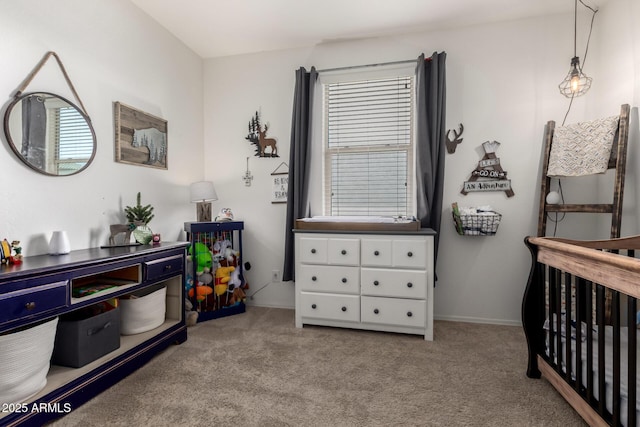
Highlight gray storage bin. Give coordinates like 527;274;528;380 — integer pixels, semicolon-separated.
52;306;120;368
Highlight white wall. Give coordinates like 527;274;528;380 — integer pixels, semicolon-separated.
0;0;204;255
204;50;311;308
4;0;637;325
204;0;640;324
591;0;640;236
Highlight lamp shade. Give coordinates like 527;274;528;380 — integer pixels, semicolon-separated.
190;181;217;202
558;56;592;98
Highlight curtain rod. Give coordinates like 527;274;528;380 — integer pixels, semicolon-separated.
317;58;416;73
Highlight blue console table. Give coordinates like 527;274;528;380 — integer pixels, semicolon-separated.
0;242;188;426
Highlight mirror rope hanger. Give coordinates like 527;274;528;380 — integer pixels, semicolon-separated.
13;51;90;118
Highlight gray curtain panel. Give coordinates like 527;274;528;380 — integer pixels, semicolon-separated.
22;94;47;171
415;52;447;273
283;66;317;282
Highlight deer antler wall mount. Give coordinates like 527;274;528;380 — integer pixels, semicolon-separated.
445;123;464;154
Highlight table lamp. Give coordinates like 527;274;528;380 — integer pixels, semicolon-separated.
190;181;217;222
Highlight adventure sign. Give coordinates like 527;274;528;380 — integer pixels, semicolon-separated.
463;180;512;192
461;141;515;197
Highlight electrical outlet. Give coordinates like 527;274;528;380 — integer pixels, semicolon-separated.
272;269;281;282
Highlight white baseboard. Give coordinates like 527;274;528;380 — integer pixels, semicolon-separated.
246;301;294;310
434;314;521;327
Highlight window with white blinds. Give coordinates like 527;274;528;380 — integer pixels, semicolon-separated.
49;106;94;174
323;75;414;217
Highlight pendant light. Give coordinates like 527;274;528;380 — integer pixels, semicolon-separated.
558;0;592;98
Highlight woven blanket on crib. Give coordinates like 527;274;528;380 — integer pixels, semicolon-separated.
547;115;619;177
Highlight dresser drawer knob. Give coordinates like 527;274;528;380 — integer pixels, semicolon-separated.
374;308;379;314
311;304;317;309
373;280;379;286
312;276;317;281
341;306;347;312
25;302;36;310
311;248;316;254
374;250;379;256
407;282;413;288
407;311;413;317
341;249;347;255
164;265;172;271
341;278;347;283
407;251;413;257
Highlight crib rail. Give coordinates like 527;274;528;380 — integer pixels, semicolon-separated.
523;235;640;426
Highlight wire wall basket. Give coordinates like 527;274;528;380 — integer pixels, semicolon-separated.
452;204;502;236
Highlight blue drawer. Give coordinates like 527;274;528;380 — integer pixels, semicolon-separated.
0;281;68;324
145;255;183;282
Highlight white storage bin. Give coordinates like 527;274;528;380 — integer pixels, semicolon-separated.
119;285;166;335
0;317;58;405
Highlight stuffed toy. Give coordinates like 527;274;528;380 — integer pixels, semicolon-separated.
10;240;22;264
185;255;195;295
213;240;238;266
199;269;214;287
188;283;213;302
185;298;198;326
189;267;214;302
222;248;239;267
0;239;12;264
228;286;246;306
226;247;239;264
215;208;234;221
214;265;235;296
212;239;224;256
192;242;213;275
228;266;241;290
227;261;249;305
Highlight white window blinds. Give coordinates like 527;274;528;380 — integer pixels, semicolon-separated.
53;106;94;174
324;75;414;216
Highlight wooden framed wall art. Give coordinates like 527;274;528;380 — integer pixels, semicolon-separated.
114;102;168;169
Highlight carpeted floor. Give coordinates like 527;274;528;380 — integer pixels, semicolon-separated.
50;307;586;426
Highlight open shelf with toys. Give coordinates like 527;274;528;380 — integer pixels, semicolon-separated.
184;221;248;322
70;264;140;302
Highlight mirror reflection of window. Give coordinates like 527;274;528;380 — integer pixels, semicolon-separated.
50;105;94;174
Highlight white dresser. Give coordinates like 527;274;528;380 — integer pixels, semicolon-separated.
294;229;435;340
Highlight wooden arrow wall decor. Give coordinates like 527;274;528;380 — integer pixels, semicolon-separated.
461;141;515;197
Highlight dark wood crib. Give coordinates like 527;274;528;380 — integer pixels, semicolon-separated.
523;235;640;426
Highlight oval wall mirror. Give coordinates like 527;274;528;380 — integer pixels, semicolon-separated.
3;91;96;176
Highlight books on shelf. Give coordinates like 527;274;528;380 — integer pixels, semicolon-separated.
72;279;136;298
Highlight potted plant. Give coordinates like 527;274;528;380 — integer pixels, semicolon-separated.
125;192;155;244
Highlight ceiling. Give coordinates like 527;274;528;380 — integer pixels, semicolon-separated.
130;0;602;59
